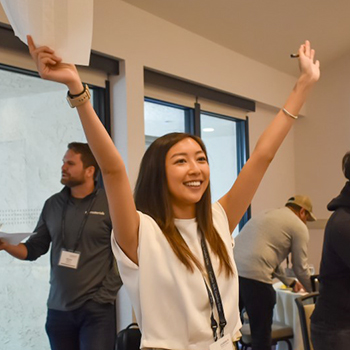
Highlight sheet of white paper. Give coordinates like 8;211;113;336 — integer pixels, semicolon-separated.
0;0;93;65
0;231;35;245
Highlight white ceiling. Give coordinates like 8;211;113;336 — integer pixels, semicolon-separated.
122;0;350;76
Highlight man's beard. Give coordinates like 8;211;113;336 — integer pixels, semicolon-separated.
61;176;85;188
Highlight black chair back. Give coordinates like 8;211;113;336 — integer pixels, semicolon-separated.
310;274;320;292
295;292;319;350
116;323;141;350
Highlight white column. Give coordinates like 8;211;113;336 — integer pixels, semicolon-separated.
109;58;145;331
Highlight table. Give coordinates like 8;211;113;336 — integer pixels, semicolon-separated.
273;282;307;350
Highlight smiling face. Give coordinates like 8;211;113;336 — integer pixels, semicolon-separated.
165;137;210;218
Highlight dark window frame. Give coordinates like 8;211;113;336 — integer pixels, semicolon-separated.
145;69;255;112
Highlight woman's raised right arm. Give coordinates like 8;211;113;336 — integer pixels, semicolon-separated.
27;36;139;264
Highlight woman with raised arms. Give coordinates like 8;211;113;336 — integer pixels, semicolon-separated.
28;36;320;350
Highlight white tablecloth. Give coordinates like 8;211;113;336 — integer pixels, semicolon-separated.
273;282;307;350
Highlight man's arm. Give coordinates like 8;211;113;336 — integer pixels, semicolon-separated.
273;264;295;287
1;220;51;261
291;226;312;292
0;240;28;259
24;216;52;261
273;265;306;292
0;203;52;261
93;259;123;302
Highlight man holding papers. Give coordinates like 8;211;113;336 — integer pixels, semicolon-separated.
0;142;122;350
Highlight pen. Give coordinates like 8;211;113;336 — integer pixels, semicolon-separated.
290;53;299;58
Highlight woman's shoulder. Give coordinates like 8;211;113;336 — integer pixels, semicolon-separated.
137;210;164;236
212;201;230;234
212;201;226;216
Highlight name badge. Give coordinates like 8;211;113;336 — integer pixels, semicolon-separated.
58;249;81;269
209;334;234;350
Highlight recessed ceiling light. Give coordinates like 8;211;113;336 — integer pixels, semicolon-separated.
203;127;214;132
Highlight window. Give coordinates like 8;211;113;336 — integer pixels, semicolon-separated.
200;112;239;202
0;65;109;350
144;99;187;147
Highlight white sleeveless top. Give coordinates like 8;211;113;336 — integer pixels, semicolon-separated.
111;202;241;350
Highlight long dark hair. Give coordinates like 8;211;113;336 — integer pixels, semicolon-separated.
134;132;233;276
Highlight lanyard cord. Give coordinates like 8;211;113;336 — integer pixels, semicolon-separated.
204;278;219;341
200;235;227;341
61;191;98;251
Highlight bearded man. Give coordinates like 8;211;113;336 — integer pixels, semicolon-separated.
0;142;122;350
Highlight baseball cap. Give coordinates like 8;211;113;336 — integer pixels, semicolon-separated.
285;195;316;221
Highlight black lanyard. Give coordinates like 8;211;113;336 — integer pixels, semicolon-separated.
61;191;97;251
201;235;227;341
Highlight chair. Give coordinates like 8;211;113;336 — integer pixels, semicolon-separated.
239;318;293;350
310;274;320;292
294;292;319;350
116;323;141;350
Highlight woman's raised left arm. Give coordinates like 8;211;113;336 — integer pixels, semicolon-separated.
219;40;320;232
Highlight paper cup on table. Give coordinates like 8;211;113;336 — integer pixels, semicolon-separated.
0;0;93;65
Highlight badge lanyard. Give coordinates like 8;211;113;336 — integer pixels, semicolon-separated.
201;235;227;342
61;192;97;251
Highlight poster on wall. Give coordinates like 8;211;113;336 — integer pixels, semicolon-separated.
0;0;93;65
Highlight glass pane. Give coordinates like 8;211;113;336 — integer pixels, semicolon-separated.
201;113;238;202
144;100;185;147
201;113;239;236
0;68;87;349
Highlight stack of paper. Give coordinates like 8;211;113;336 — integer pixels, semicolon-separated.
0;231;35;245
0;0;94;65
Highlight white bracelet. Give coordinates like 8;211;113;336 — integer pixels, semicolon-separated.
282;108;298;120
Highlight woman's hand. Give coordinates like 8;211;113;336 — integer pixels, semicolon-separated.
298;40;320;84
27;35;83;93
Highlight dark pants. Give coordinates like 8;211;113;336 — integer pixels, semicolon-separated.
45;299;116;350
239;277;276;350
311;321;350;350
